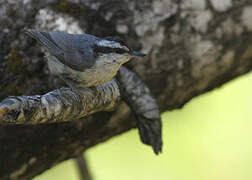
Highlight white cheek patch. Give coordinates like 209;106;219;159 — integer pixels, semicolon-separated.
97;53;131;65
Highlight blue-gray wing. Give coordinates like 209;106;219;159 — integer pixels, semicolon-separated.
24;29;98;71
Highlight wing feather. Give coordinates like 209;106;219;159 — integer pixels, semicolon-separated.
24;29;97;71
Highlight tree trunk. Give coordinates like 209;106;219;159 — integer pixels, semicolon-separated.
0;0;251;179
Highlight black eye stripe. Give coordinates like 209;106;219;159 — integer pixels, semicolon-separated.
94;45;128;54
115;48;128;54
95;46;114;53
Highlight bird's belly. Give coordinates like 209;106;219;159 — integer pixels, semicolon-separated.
46;55;119;87
77;66;118;87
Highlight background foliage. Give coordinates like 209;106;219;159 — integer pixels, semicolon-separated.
34;71;252;180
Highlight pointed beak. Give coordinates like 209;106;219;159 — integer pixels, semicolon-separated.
130;51;147;57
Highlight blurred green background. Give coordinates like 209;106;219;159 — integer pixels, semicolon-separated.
34;72;252;180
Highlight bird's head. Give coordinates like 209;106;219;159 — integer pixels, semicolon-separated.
94;36;146;65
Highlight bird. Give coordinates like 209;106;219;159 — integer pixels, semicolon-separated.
23;29;146;88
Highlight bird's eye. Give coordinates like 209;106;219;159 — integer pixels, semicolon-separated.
113;59;116;63
115;48;127;54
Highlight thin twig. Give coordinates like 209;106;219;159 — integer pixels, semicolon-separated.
75;154;93;180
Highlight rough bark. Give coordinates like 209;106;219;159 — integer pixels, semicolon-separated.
0;79;120;124
0;0;252;179
0;67;162;154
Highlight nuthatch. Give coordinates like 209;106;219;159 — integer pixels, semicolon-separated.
24;29;146;87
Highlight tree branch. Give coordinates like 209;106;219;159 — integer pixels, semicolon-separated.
0;67;162;154
0;79;120;124
0;0;252;179
117;67;162;154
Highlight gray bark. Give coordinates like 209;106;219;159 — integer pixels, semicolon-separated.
0;0;252;179
0;66;162;154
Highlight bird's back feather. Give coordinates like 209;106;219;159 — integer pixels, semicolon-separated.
24;29;98;71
